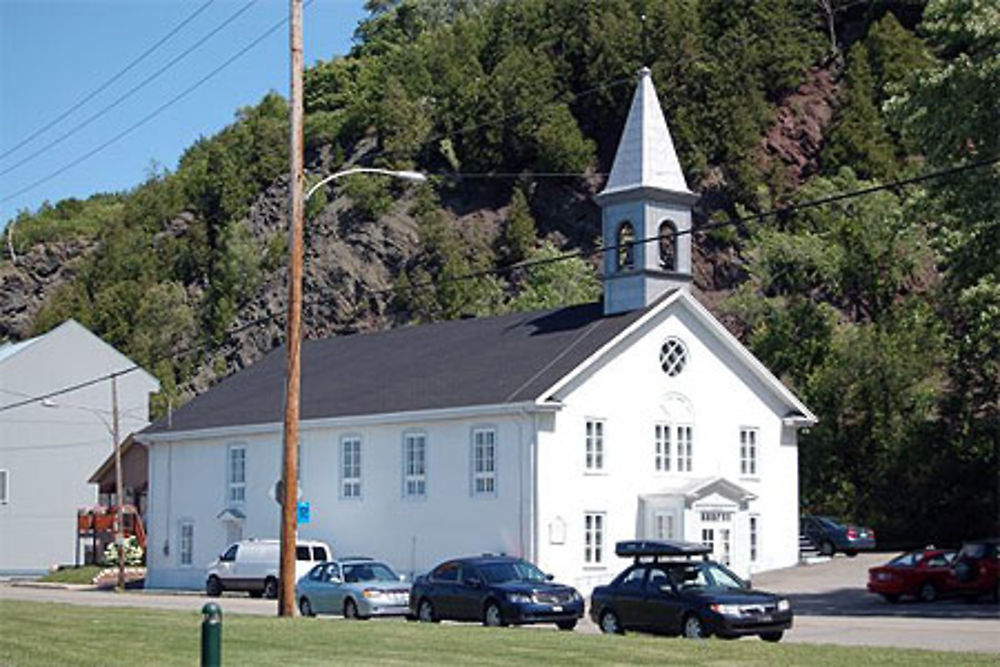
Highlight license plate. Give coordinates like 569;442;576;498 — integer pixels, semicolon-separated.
757;614;772;623
551;605;563;612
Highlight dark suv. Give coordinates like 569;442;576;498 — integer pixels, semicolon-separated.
409;555;584;629
948;539;999;602
590;540;792;641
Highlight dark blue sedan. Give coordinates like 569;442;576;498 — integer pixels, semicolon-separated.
409;556;584;629
801;515;876;556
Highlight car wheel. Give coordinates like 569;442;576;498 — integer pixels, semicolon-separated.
599;609;623;635
682;614;706;639
819;540;835;557
205;576;222;597
344;598;362;620
760;631;784;642
299;597;315;617
919;583;937;603
263;577;278;600
556;620;577;631
483;601;506;627
881;593;900;603
417;598;438;623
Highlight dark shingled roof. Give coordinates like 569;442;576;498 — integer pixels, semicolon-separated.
145;301;651;434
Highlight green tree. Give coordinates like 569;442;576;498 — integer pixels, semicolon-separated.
886;0;1000;537
508;241;600;311
502;187;536;263
822;44;898;180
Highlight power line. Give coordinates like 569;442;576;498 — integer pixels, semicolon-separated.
2;156;995;415
0;0;257;178
0;1;309;205
0;367;140;413
0;0;217;162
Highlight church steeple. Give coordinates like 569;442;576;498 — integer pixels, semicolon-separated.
596;67;698;315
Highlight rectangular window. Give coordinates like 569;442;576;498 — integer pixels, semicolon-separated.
654;512;674;540
179;522;194;566
472;429;496;496
654;424;671;472
740;428;758;476
750;516;759;562
720;528;731;565
676;426;693;472
585;420;604;471
701;528;714;552
341;437;362;499
403;433;427;497
227;446;246;504
0;469;8;505
584;512;605;564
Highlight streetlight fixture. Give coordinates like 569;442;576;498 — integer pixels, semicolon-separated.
42;375;126;591
304;167;426;201
277;162;427;616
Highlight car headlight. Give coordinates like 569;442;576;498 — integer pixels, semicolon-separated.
362;589;387;599
508;592;532;604
710;603;742;616
777;598;790;612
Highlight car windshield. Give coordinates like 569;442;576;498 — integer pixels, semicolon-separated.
889;552;918;567
479;561;547;584
817;517;843;529
342;562;398;583
671;562;745;591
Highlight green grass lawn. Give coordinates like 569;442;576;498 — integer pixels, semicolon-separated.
0;600;994;667
36;565;103;585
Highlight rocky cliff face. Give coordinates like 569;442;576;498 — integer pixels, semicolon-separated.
0;238;96;342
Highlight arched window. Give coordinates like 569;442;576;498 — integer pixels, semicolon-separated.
659;220;677;271
617;222;636;271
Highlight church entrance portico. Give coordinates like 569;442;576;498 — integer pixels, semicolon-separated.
638;477;756;577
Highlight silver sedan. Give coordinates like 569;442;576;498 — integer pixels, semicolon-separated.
296;558;411;618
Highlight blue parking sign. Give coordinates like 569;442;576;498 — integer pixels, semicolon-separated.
297;501;310;525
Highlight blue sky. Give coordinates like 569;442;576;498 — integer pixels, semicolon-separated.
0;0;368;227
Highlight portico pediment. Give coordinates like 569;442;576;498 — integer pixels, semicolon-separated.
645;476;756;510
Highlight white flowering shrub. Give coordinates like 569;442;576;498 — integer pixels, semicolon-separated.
103;536;144;566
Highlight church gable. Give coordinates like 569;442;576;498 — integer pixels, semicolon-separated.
541;291;815;424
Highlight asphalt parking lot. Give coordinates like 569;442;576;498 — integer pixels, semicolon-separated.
3;553;998;654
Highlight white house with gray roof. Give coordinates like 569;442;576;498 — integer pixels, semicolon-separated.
139;69;816;594
0;320;159;574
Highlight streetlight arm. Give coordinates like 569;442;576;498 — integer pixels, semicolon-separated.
304;167;426;202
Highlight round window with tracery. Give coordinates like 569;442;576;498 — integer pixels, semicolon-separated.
660;337;688;376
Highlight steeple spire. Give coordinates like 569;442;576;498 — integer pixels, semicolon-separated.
601;67;692;199
596;68;698;316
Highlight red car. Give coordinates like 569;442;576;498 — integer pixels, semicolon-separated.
867;548;955;603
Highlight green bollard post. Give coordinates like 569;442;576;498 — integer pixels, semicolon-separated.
201;602;222;667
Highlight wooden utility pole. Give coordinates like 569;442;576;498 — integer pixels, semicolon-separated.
279;0;304;618
111;374;125;591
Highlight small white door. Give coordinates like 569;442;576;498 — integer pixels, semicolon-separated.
225;521;243;546
698;509;734;566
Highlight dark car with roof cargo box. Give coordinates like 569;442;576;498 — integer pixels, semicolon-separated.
590;540;792;641
409;555;584;629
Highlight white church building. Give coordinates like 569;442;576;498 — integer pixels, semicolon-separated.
140;68;816;592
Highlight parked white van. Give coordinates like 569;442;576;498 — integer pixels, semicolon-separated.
205;538;332;598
